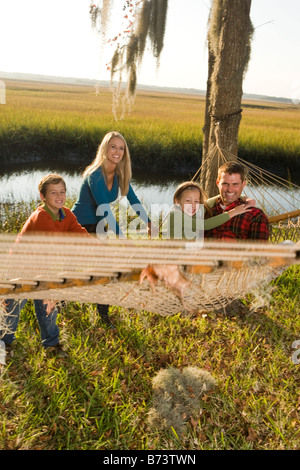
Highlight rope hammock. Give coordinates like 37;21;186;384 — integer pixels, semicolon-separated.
0;233;299;316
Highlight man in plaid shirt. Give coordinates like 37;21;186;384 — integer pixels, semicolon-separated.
205;161;269;240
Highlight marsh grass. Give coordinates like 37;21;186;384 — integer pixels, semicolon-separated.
1;81;299;173
0;201;299;450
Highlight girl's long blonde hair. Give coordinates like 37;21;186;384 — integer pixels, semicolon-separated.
82;131;132;196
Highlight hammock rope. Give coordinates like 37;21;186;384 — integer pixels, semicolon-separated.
199;146;300;219
190;145;300;244
0;234;299;316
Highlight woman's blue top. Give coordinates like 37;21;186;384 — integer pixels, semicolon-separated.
72;168;149;236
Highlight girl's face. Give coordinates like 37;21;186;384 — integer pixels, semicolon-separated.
106;137;125;165
175;189;201;216
40;182;66;215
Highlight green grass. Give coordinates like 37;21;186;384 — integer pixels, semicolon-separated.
0;266;299;450
0;199;299;450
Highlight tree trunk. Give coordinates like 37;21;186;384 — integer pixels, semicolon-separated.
201;0;253;196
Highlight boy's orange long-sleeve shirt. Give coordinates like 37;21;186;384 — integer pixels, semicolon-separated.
19;205;89;236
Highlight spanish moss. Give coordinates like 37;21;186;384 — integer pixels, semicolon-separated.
148;0;168;61
91;0;169;119
90;0;113;38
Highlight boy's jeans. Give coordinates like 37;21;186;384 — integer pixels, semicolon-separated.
1;299;59;348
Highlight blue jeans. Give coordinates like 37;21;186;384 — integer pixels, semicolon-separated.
1;299;59;348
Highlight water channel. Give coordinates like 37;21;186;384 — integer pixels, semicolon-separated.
0;162;299;217
0;162;188;205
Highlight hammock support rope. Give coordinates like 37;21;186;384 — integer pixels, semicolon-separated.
193;145;300;229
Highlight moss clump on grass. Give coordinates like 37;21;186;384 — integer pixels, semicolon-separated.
147;366;216;435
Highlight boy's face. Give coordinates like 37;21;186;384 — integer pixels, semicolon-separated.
217;172;246;205
175;189;201;216
40;182;66;214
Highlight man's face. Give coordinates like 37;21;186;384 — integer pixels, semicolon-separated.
217;172;246;205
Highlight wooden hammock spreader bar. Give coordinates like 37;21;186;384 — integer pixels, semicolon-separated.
0;270;143;297
2;248;297;272
268;209;300;224
0;275;112;296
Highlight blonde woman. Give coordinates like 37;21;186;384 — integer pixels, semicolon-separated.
72;131;150;236
72;131;151;326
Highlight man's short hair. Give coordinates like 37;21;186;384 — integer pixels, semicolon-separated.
38;174;66;197
217;161;247;182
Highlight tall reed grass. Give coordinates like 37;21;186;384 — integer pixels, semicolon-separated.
1;81;299;174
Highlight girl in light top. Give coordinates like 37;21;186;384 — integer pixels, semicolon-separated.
168;181;254;239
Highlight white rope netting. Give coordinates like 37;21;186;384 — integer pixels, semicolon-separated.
0;234;298;315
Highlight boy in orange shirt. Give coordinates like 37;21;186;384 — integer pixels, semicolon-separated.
0;174;88;365
19;174;89;235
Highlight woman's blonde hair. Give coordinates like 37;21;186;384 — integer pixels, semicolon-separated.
82;131;132;195
173;181;212;217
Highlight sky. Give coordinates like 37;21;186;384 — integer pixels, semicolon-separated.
0;0;299;101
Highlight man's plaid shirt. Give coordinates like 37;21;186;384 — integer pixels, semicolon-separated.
205;197;269;240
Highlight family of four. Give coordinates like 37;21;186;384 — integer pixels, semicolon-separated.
0;131;269;365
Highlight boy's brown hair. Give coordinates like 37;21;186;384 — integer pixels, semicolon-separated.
38;174;66;197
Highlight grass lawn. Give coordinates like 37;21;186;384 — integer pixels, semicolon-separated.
0;262;299;450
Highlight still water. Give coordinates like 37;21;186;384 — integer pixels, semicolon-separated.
0;162;299;216
0;163;184;207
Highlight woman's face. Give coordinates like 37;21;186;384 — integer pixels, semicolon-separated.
106;137;125;165
176;189;201;216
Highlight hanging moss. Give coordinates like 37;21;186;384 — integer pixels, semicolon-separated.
207;0;223;57
127;64;137;99
90;0;113;37
148;0;168;61
135;0;152;62
91;0;169;119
